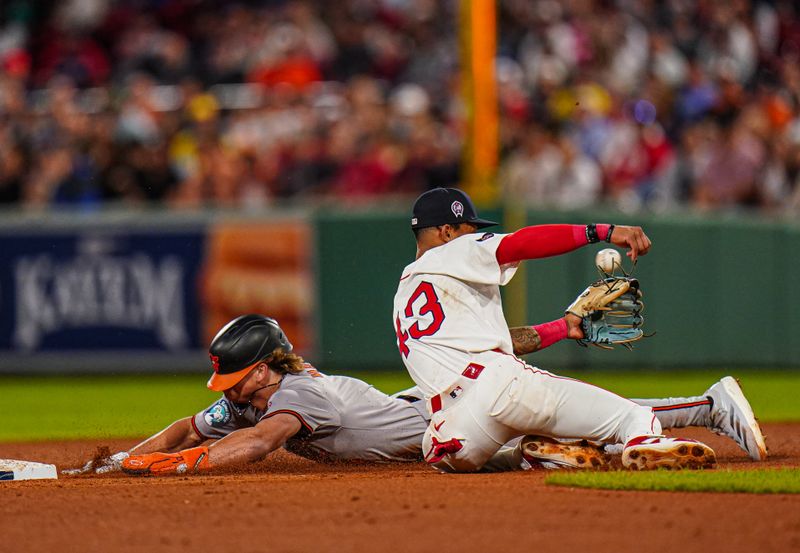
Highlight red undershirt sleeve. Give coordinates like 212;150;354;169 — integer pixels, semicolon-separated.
495;224;612;264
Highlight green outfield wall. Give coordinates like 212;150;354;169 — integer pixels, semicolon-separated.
0;206;796;374
315;207;800;371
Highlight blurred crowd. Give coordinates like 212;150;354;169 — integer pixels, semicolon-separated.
1;0;800;214
498;0;800;213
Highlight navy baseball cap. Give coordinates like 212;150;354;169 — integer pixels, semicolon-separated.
411;188;498;230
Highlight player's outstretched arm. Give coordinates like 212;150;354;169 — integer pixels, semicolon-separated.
62;416;205;476
495;224;615;264
206;413;301;466
510;314;584;356
121;413;301;476
495;224;651;264
129;416;205;455
496;225;591;264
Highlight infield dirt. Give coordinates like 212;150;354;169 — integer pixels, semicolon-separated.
1;423;798;553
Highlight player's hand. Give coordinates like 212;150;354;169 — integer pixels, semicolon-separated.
565;313;585;340
122;446;210;476
608;225;651;262
61;451;130;476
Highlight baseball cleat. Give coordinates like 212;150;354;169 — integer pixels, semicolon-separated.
622;436;716;470
521;436;609;470
704;376;767;461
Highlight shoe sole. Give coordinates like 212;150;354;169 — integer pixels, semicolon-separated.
522;436;609;469
622;441;716;470
719;377;768;461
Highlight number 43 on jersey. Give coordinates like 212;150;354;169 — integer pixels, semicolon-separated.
396;281;445;357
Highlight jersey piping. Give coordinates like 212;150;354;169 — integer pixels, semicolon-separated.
261;408;314;435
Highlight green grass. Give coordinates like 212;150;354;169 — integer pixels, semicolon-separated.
554;370;800;423
0;375;219;442
546;468;800;494
0;369;797;442
0;371;416;442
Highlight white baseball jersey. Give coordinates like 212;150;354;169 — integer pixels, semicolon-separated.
393;233;663;472
192;368;428;462
392;232;518;399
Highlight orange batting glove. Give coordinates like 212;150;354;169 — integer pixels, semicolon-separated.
121;446;210;476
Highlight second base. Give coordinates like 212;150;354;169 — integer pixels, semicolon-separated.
0;459;58;481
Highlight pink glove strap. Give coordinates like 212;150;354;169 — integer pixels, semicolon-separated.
532;318;569;350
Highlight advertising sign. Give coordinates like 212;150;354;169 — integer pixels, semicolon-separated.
0;228;206;353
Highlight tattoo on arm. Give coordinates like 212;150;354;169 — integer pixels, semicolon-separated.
510;326;542;356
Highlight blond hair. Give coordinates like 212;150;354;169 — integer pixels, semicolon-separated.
267;348;306;375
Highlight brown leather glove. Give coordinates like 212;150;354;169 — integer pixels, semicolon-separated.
566;277;631;318
567;278;645;350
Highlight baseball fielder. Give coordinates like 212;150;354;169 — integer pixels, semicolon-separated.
65;314;765;476
393;187;720;472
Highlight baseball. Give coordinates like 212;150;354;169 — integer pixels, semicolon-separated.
595;248;622;274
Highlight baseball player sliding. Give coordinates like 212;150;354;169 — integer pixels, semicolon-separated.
65;314;766;476
114;315;430;475
392;187;743;472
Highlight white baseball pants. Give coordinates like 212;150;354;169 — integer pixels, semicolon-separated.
423;351;660;472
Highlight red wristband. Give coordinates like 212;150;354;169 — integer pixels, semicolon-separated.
532;318;568;350
597;224;612;242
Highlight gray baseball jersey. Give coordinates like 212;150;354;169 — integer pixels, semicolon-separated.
192;368;428;462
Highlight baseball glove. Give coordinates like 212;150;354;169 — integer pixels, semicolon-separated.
566;277;645;350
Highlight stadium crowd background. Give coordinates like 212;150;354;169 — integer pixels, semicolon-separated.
1;0;799;213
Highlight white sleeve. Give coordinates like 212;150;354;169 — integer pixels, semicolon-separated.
415;232;518;286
